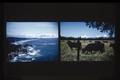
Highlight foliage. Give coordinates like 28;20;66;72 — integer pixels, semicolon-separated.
85;21;115;38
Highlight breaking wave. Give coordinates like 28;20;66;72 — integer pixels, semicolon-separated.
11;39;38;45
8;38;58;62
9;46;41;62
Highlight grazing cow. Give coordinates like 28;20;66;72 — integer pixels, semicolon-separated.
67;40;81;50
82;41;105;54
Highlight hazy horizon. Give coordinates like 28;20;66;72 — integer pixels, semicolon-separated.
7;22;58;38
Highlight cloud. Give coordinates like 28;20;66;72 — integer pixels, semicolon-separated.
96;35;100;38
81;34;88;38
103;34;108;37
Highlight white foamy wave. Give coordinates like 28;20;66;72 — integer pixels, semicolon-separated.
18;54;26;57
11;39;38;45
27;49;40;56
26;46;41;56
9;46;42;62
10;56;18;62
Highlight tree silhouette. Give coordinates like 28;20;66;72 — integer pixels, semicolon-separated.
85;21;115;38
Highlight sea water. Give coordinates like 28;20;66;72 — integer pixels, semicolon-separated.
8;38;58;62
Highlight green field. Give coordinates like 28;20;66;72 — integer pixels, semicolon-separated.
61;40;115;61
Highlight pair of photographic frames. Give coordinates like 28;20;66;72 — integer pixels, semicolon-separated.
6;21;115;62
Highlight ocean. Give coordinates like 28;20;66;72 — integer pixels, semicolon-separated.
7;37;58;62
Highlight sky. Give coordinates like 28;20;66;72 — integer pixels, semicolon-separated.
7;22;58;38
60;22;115;38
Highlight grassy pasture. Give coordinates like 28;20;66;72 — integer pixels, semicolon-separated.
61;40;115;61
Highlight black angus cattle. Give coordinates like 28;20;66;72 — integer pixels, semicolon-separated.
82;41;105;54
67;40;81;50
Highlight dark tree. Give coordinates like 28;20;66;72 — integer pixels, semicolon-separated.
85;21;115;38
